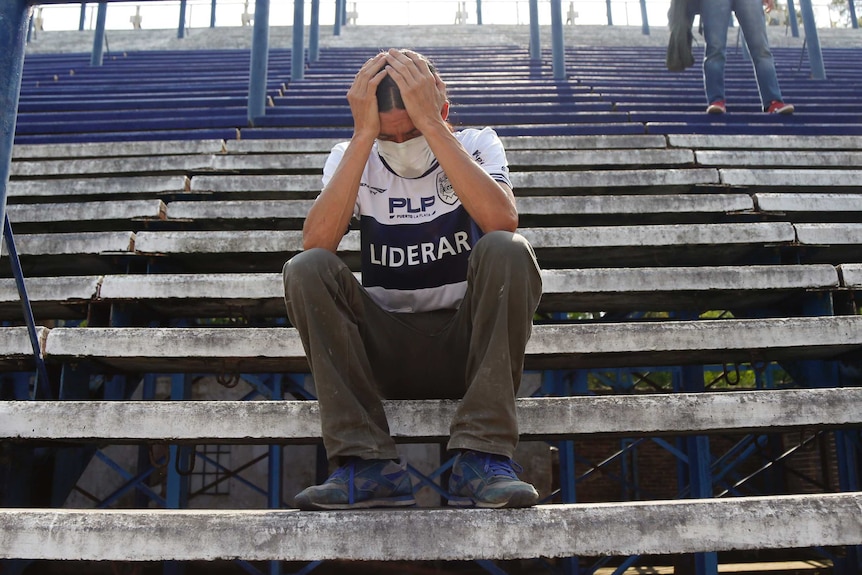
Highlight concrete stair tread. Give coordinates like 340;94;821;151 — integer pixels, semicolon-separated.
29;316;862;372
0;264;840;321
3;388;861;442
1;493;860;561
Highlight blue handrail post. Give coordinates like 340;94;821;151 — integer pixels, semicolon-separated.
79;2;87;30
639;0;650;34
528;0;540;61
798;0;826;79
291;0;305;81
476;0;483;24
786;0;800;37
247;0;271;126
527;0;540;60
3;216;51;399
309;0;320;63
268;375;284;575
210;0;217;27
164;374;192;575
0;0;29;257
177;0;187;39
550;0;566;81
849;0;859;28
606;0;614;25
334;0;343;35
90;2;107;66
676;364;719;575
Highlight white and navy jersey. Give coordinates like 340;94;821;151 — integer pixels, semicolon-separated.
321;127;512;313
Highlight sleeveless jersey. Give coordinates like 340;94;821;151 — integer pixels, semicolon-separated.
321;127;512;313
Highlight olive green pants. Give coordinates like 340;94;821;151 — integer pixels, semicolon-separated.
283;231;542;463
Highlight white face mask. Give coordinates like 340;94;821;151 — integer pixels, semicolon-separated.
377;136;436;178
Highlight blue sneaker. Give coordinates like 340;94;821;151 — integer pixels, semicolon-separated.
293;458;416;510
447;450;539;508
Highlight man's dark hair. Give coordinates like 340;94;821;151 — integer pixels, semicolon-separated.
375;50;439;113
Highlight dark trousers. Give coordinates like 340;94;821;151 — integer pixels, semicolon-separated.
283;231;542;463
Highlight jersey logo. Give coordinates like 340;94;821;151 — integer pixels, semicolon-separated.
437;173;458;205
389;197;436;219
361;182;387;195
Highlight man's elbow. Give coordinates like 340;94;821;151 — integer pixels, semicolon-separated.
484;212;519;234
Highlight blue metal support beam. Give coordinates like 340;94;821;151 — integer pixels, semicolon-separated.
90;1;107;66
177;0;187;39
786;0;800;37
606;0;614;25
291;0;305;81
309;0;320;63
676;363;718;575
798;0;826;79
79;1;86;30
550;0;566;80
528;0;540;61
835;431;862;574
334;0;343;35
247;0;271;125
639;0;650;34
268;376;284;575
542;364;586;575
210;0;217;27
165;374;192;575
849;0;859;28
476;0;483;24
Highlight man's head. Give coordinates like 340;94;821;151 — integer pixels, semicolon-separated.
375;49;442;113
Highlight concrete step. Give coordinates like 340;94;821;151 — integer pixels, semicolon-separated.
35;315;862;373
720;168;862;189
0;326;48;370
1;493;860;561
6;175;189;201
0;231;135;276
159;193;755;230
6;199;166;232
92;263;838;317
10;139;226;160
0;263;840;321
697;150;862;168
0;275;101;319
755;192;862;214
667;134;862;151
841;263;862;287
126;222;795;272
3;388;860;443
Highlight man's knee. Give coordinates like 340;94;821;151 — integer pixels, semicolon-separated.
283;248;341;291
473;230;535;263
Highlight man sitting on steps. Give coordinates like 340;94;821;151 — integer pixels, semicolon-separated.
283;48;542;510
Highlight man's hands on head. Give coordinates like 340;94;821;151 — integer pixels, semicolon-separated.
382;48;449;133
346;52;389;141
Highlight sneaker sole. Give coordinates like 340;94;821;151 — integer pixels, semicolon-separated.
296;495;417;511
447;491;539;509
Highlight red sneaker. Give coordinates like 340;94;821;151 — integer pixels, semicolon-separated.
706;100;726;114
766;100;795;114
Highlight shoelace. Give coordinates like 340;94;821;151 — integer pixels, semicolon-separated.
482;454;523;479
327;460;358;504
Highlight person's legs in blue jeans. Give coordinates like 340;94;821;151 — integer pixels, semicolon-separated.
701;0;733;105
733;0;785;108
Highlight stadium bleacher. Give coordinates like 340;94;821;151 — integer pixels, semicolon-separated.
12;35;862;143
1;17;861;575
